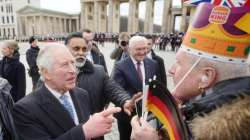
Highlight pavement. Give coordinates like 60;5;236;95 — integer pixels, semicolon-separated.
1;41;176;140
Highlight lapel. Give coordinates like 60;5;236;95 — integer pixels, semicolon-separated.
143;58;151;84
69;89;86;123
37;85;76;131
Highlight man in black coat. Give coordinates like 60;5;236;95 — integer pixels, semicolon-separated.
13;45;121;140
26;36;40;90
65;32;140;115
145;36;167;86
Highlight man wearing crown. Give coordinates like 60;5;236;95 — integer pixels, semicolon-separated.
130;2;250;140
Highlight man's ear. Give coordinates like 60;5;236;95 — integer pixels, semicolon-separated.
40;68;51;81
198;67;217;89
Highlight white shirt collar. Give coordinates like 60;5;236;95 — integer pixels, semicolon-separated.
45;84;70;99
147;51;152;59
130;56;144;66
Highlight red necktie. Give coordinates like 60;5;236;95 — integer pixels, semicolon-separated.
136;61;143;82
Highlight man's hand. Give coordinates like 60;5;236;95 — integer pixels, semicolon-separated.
82;107;121;139
130;116;159;140
123;92;143;116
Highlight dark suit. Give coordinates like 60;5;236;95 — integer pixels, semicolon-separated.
111;56;159;140
13;85;91;140
151;50;167;86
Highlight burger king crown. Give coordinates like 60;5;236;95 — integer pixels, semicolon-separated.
181;2;250;64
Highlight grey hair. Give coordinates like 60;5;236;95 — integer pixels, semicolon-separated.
36;44;67;81
187;53;250;82
129;36;148;48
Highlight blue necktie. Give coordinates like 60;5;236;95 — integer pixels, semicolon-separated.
60;95;75;121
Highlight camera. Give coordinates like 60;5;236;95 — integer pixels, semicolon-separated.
120;40;128;47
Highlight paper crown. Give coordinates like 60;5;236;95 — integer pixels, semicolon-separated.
181;3;250;64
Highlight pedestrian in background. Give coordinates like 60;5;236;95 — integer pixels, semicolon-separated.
26;36;40;91
0;40;26;102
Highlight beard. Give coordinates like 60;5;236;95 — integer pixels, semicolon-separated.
75;57;86;68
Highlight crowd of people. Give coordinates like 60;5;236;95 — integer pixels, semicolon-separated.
0;2;250;140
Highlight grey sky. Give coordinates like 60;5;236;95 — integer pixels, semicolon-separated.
41;0;181;26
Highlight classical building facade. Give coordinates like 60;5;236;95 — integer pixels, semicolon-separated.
81;0;194;33
0;0;40;38
16;6;80;37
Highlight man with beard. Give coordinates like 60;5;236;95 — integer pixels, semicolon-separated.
65;32;141;138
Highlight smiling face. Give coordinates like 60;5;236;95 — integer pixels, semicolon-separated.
44;48;76;93
129;40;147;62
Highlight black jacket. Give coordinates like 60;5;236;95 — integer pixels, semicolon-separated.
91;50;108;72
13;85;91;140
151;50;167;86
26;46;40;77
0;54;26;102
183;77;250;121
0;78;19;140
76;60;130;114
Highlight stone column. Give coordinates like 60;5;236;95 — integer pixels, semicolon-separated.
69;19;72;33
170;14;175;33
44;16;49;34
162;0;172;33
128;0;139;33
94;1;99;32
64;18;67;33
112;0;120;32
32;16;36;35
144;0;154;33
94;1;107;32
24;16;28;36
108;0;113;32
60;18;63;34
38;16;42;35
80;1;86;30
83;2;94;31
76;18;79;31
180;5;188;32
16;16;22;36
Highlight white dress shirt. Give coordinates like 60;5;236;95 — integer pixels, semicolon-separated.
147;51;153;59
45;84;79;125
86;51;93;63
130;56;146;85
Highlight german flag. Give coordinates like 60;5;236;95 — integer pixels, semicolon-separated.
146;80;190;140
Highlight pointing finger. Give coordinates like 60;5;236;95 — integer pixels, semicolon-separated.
101;107;121;117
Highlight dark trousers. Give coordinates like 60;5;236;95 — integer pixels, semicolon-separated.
31;74;40;91
117;120;131;140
